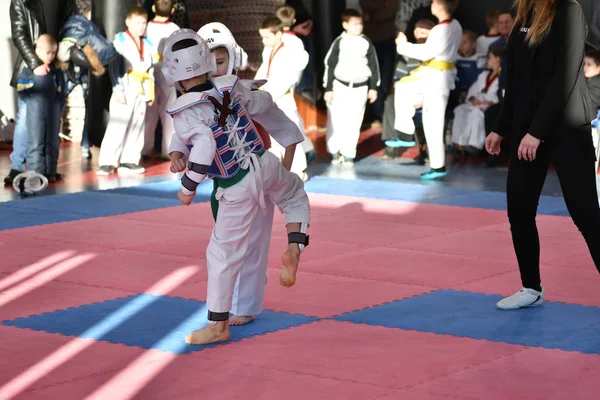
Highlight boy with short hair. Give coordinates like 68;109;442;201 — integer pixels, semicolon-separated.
476;11;501;55
142;0;180;160
323;8;379;165
275;5;306;55
17;34;65;181
96;6;155;176
256;16;309;180
394;0;462;180
584;49;600;108
162;29;310;344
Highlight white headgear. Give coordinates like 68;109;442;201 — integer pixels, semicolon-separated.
161;28;217;91
198;23;244;75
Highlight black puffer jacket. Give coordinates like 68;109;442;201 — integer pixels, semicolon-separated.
9;0;85;88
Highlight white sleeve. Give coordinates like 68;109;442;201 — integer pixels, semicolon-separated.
396;25;447;61
466;72;486;100
172;110;215;165
235;82;274;115
168;133;190;159
252;105;304;148
173;111;216;194
475;36;486;55
485;78;500;104
260;48;309;101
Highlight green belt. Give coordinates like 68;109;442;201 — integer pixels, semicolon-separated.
210;149;265;221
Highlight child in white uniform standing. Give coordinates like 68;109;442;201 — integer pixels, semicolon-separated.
256;16;309;180
395;0;462;180
170;22;305;326
323;8;379;164
163;29;310;345
97;6;155;176
275;5;316;157
451;47;502;151
142;0;180;159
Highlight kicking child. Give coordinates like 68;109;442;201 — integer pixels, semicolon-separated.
162;29;310;344
169;22;306;326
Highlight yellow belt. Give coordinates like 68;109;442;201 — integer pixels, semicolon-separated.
399;59;456;83
426;59;456;71
127;70;155;102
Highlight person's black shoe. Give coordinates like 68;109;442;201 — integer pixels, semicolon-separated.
4;169;22;185
45;173;65;183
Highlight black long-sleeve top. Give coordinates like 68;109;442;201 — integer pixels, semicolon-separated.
493;0;595;140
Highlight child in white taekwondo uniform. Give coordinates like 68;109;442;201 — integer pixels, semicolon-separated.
394;0;462;180
451;47;502;152
255;16;309;181
169;22;306;326
163;29;310;345
97;6;155;176
323;9;380;164
142;0;180;159
275;5;316;156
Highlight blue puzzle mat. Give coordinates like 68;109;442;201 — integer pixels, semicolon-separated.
3;294;318;354
0;206;88;231
335;290;600;354
103;180;213;203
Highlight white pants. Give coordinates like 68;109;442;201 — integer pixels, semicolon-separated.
98;92;147;166
325;80;368;159
271;93;308;176
393;79;423;135
276;92;314;153
231;199;274;316
206;151;310;314
143;75;176;156
422;90;450;169
451;104;486;150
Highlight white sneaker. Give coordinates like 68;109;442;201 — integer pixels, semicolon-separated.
496;287;544;310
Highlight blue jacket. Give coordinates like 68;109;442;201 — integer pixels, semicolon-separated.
17;65;66;103
60;14;116;65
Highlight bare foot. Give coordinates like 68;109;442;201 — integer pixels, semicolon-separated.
280;244;300;288
185;320;231;345
229;315;256;326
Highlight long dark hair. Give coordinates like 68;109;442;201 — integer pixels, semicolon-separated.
513;0;563;46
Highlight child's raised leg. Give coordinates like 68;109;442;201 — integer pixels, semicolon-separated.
260;152;310;287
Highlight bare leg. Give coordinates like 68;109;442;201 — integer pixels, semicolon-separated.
280;222;301;288
185;320;231;345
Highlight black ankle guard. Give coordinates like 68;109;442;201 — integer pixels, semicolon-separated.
207;311;229;321
288;232;309;247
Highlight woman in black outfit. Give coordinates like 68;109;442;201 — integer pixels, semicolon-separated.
486;0;600;310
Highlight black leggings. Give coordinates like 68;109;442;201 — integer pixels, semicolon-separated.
506;127;600;290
